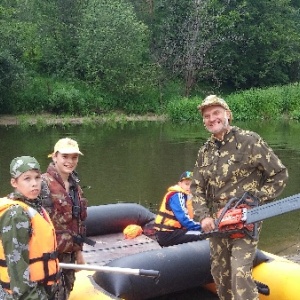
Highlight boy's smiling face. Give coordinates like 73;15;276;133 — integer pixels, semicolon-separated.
53;152;79;176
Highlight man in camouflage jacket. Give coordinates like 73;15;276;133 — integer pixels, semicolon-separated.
191;95;288;300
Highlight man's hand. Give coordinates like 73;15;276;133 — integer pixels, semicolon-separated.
201;217;215;232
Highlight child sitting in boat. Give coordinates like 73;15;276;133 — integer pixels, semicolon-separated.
154;171;202;247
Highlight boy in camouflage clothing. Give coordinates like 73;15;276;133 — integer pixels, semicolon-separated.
0;156;59;300
41;138;88;300
191;95;288;300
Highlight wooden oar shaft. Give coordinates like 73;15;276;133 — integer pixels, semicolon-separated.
59;263;160;278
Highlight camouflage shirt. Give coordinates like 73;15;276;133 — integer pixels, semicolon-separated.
191;126;288;221
0;194;50;300
41;163;87;254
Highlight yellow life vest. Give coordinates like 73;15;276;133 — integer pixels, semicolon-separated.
154;185;192;231
0;198;59;293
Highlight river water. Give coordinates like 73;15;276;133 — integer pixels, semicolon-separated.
0;120;299;257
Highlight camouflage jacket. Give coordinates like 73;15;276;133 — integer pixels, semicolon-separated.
0;194;50;300
191;126;288;222
41;163;87;253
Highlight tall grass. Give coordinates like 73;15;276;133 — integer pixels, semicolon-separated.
5;77;300;125
167;83;300;122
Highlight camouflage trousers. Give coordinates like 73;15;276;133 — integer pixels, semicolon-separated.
210;235;259;300
52;253;76;300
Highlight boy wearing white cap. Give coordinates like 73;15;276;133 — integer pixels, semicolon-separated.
41;138;92;300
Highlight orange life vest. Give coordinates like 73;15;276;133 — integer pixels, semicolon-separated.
0;198;59;293
154;185;192;231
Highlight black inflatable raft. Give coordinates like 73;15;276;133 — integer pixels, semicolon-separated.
82;203;269;300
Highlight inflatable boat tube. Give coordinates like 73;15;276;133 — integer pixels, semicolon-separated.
85;203;156;236
94;240;212;299
92;241;270;300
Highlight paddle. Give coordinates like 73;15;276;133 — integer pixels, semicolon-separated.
59;263;160;278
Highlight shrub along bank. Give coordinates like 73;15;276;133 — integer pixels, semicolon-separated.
3;82;300;126
167;83;300;123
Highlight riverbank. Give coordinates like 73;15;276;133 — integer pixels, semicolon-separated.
0;113;168;126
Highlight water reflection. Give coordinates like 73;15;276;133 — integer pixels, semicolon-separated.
0;120;299;255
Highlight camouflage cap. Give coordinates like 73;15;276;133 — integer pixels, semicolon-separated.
10;156;41;178
197;95;230;114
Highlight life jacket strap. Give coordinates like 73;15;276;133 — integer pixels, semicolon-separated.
29;251;59;285
30;251;58;264
0;259;6;267
0;279;10;290
154;223;180;231
157;211;177;221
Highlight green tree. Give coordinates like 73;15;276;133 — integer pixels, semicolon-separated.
208;0;300;89
33;0;83;76
149;1;227;96
0;3;29;111
76;0;158;110
150;0;300;95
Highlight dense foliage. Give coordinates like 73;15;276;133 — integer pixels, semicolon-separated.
1;0;300;117
167;83;300;122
